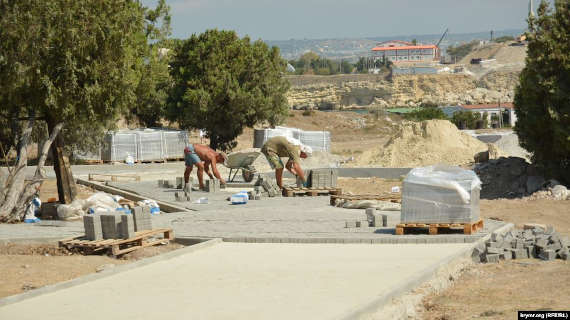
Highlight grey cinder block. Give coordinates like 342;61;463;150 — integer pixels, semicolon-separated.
133;206;152;231
120;214;135;239
345;221;356;228
83;215;103;241
501;250;512;260
486;247;502;255
513;248;528;259
100;215;120;239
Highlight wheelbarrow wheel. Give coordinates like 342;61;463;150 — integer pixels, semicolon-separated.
242;170;255;182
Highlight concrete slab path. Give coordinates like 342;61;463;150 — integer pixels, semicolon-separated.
0;242;471;320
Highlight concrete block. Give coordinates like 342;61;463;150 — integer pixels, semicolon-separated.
119;214;135;239
558;247;569;260
501;250;512;260
355;220;369;228
524;223;546;231
133;206;152;231
539;249;556;261
535;238;548;249
176;177;184;189
515;239;524;249
487;241;502;248
485;254;500;263
157;180;164;188
83;215;103;241
345;221;356;228
486;247;502;255
548;242;563;251
512;248;528;259
100;215;120;239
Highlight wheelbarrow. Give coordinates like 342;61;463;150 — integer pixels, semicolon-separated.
225;151;262;182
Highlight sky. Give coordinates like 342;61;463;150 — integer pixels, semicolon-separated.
143;0;537;40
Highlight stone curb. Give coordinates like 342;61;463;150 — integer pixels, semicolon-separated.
0;238;222;308
334;222;515;320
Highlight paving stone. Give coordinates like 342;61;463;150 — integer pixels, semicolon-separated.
501;250;513;260
487;241;502;248
539;249;556;261
548;242;563;251
535;238;548;249
485;254;500;263
486;247;502;255
345;221;356;228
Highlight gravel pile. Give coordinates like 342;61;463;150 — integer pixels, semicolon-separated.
473;225;569;263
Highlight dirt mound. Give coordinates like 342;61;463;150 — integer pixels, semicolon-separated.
360;120;488;167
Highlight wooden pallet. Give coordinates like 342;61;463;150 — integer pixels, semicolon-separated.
88;173;141;182
282;187;342;197
395;220;484;235
59;228;173;257
330;193;401;206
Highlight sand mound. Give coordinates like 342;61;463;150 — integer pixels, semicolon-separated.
362;120;489;167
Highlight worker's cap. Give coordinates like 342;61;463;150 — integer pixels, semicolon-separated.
300;145;312;156
184;146;191;154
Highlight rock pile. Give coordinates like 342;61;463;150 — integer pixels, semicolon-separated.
475;157;569;200
475;157;543;199
473;225;569;263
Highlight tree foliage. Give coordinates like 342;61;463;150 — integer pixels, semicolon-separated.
404;106;448;122
167;29;290;151
514;0;570;183
288;52;353;75
451;111;485;129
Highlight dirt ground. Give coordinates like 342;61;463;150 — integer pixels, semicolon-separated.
0;242;184;299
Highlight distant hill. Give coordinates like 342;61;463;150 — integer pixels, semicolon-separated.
265;29;524;61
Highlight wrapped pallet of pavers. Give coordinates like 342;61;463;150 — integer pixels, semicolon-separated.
401;165;481;224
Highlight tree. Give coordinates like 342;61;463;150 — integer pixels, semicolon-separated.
451;111;481;129
446;40;479;61
514;0;570;184
0;0;149;221
404;107;448;122
167;30;290;151
130;0;173;127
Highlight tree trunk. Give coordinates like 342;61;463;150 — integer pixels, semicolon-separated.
48;121;76;204
0;121;63;222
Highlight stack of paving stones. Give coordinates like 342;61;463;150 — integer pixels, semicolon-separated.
205;179;220;192
176;177;184;189
258;176;281;197
474;226;569;263
345;219;370;228
307;168;338;188
365;208;388;227
174;183;191;202
132;206;153;231
157;179;174;188
83;206;152;241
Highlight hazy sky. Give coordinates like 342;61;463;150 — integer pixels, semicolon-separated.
143;0;536;40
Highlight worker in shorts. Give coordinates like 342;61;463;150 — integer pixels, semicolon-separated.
184;144;227;190
261;136;312;189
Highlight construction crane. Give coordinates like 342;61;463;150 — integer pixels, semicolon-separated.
436;28;449;48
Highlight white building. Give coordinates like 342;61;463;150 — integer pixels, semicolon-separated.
459;103;517;127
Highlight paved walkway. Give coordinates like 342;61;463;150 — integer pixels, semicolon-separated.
0;241;471;320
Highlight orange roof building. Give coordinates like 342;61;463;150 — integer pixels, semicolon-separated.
371;40;439;63
458;103;517;127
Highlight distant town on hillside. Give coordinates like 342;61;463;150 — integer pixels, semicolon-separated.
265;29;525;61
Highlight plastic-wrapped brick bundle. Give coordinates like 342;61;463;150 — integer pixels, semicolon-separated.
101;131;137;162
162;130;188;159
401;165;481;224
300;131;331;152
253;127;330;152
136;130;164;161
73;149;101;161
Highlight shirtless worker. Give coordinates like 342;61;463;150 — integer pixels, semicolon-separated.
184;144;227;190
261;136;312;189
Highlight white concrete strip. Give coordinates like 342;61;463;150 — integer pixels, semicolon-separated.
0;242;470;320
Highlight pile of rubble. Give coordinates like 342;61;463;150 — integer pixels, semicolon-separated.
475;156;569;200
473;225;569;263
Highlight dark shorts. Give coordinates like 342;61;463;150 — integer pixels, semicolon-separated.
184;144;201;166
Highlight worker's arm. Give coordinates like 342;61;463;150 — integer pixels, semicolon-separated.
184;165;193;184
204;161;215;179
210;159;226;185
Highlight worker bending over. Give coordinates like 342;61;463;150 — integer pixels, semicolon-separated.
184;144;227;190
261;136;312;189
